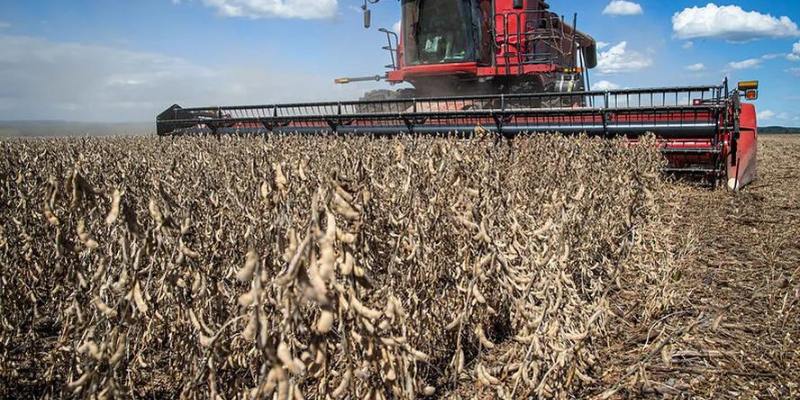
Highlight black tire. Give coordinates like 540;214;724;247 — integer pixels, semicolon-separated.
357;89;416;113
507;79;545;108
507;74;587;109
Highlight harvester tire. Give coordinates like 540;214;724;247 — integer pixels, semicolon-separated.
508;79;545;109
357;89;416;113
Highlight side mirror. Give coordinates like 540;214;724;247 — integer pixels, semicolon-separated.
364;8;372;29
583;43;598;69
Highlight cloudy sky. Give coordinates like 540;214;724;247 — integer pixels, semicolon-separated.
0;0;799;124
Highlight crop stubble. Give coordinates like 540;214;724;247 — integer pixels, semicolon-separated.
600;135;800;399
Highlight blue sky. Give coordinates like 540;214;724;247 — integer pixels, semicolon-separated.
0;0;798;124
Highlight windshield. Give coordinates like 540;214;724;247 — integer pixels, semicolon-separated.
402;0;477;65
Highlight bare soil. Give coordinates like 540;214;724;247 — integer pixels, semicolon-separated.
601;135;800;399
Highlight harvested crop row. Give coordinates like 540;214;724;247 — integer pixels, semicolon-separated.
0;134;672;399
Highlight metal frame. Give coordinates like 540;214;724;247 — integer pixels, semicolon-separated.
158;85;724;136
379;28;400;71
493;10;568;76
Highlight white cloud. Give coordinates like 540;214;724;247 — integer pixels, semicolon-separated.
672;4;800;42
593;80;620;91
596;41;653;74
757;111;788;121
596;41;610;50
787;68;800;76
727;58;761;70
682;41;694;49
758;110;775;120
392;20;401;34
0;34;362;121
789;40;800;61
684;63;705;71
174;0;338;19
0;22;10;30
757;110;792;121
602;1;643;16
760;54;782;61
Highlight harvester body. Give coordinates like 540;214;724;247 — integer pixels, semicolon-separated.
156;0;759;190
379;0;596;96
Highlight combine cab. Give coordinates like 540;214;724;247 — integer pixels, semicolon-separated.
156;0;759;190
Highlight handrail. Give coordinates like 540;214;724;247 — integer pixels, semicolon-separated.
493;10;570;74
172;85;724;114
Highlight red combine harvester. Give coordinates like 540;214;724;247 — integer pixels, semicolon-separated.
157;0;759;190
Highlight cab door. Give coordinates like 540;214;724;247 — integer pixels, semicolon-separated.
474;0;493;66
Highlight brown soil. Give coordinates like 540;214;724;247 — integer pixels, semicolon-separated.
600;135;800;399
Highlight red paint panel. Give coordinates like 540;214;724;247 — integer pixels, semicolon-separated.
389;63;479;82
477;64;557;76
727;103;758;189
